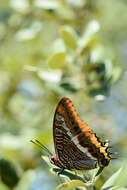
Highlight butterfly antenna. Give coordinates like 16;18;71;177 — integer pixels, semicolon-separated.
109;151;118;160
35;140;52;156
111;157;117;160
109;152;118;155
30;139;52;156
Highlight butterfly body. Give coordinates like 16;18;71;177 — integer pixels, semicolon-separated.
52;97;111;171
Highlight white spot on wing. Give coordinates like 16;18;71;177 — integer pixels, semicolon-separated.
55;114;73;138
72;135;96;160
55;114;68;130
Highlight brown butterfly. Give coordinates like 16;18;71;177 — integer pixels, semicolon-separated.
32;97;113;176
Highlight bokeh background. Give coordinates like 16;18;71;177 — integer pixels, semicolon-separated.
0;0;127;189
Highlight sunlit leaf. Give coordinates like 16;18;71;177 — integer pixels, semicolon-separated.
56;179;86;190
15;22;42;41
101;186;118;190
35;0;59;10
0;183;8;190
105;59;113;79
90;46;107;63
10;0;30;13
60;26;78;50
52;39;66;52
111;66;122;83
68;0;86;8
48;52;67;69
101;167;123;190
15;170;34;190
78;20;100;54
56;4;75;20
115;164;127;188
82;20;100;41
38;70;62;83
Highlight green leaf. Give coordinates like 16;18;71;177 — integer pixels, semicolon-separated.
103;187;127;190
60;26;78;50
111;66;122;83
78;20;100;54
15;170;34;190
35;0;59;10
56;179;86;190
48;52;67;69
101;167;123;190
56;4;75;20
0;159;19;188
52;39;66;52
38;70;62;83
0;183;9;190
115;164;127;187
104;59;113;79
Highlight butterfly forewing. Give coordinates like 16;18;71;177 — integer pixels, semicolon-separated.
53;97;99;170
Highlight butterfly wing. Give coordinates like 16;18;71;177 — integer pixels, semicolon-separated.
53;97;98;170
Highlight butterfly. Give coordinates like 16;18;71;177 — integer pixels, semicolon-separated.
32;97;113;176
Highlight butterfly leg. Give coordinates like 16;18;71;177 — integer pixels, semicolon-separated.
57;168;64;175
95;167;104;177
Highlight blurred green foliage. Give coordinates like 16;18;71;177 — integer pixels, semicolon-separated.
0;0;127;189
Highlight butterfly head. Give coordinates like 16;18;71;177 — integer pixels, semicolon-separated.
99;157;110;168
96;156;111;176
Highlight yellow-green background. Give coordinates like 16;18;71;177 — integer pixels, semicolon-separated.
0;0;127;190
